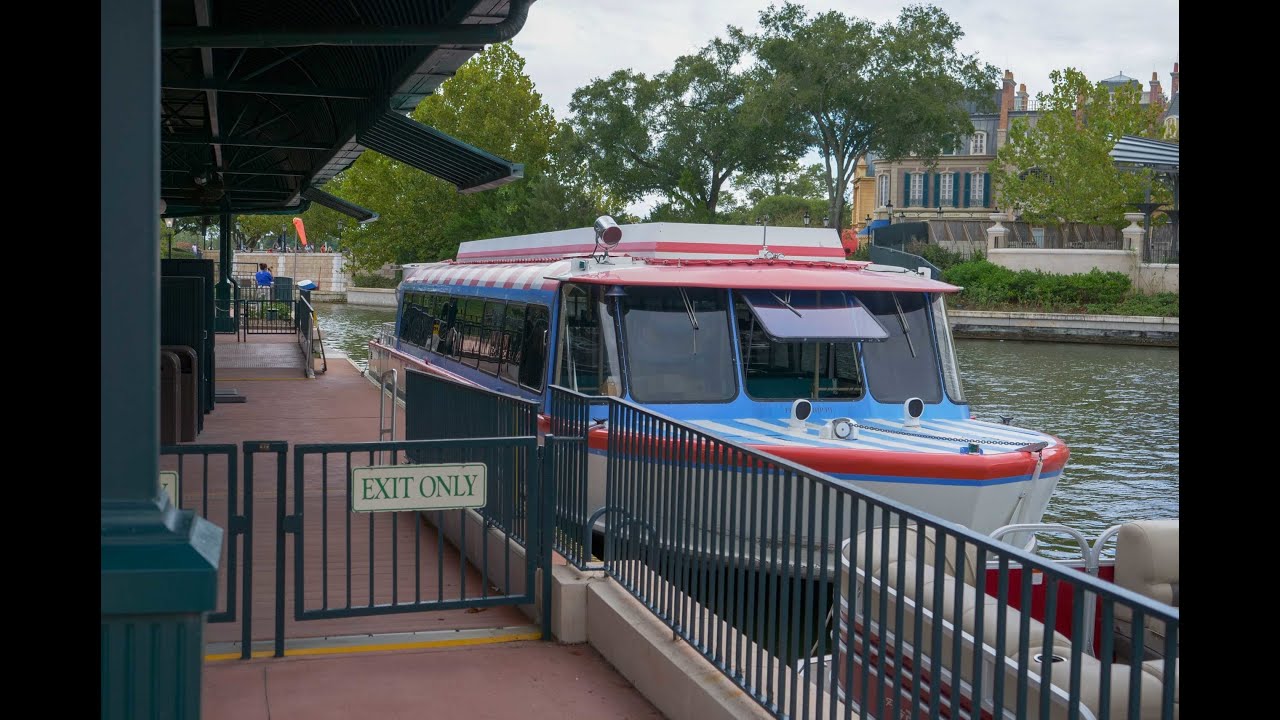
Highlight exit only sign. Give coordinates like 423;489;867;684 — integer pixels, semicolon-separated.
351;463;487;512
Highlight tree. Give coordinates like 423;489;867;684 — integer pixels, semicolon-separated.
329;43;560;271
741;3;997;231
739;161;829;206
991;68;1171;227
567;36;804;220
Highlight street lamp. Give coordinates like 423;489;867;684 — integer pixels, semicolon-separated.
802;210;811;226
822;216;830;228
885;201;893;223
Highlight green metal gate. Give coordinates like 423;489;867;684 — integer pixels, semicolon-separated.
160;443;253;658
273;437;555;656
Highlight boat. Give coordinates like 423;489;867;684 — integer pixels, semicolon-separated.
367;217;1070;554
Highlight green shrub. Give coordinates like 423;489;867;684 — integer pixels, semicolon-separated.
352;273;399;288
941;260;1172;316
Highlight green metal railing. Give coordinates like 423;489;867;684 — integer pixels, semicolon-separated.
160;443;253;659
553;398;1180;720
277;437;554;656
548;386;608;569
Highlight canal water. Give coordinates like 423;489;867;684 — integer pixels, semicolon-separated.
316;303;1179;554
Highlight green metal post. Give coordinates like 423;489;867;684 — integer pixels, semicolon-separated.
101;1;222;718
215;213;235;332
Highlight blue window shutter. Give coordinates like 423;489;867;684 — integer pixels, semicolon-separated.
963;173;971;208
953;173;961;207
932;174;941;209
982;172;991;208
922;172;930;208
902;172;910;207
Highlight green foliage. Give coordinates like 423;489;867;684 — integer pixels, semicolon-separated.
940;260;1172;314
351;274;400;289
904;241;967;271
568;35;804;219
991;68;1172;227
740;3;997;230
326;43;590;272
748;195;830;227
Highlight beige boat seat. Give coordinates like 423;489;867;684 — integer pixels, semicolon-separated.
1113;519;1179;662
845;524;1177;719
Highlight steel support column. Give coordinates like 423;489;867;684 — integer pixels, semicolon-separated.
217;212;235;332
101;1;223;717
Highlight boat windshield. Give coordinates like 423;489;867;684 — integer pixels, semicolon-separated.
735;292;867;400
619;286;737;403
856;291;943;404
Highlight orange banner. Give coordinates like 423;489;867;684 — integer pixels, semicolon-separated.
293;217;309;246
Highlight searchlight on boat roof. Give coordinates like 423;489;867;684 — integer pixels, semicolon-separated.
592;215;623;263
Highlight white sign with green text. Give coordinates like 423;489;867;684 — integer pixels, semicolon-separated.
160;471;180;507
351;463;487;512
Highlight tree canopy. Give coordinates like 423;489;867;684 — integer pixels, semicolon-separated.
567;36;804;221
991;68;1171;227
739;2;997;231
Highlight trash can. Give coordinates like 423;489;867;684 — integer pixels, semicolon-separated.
159;350;181;445
273;276;293;303
162;345;200;441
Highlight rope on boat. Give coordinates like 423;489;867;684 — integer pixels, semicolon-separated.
848;421;1037;446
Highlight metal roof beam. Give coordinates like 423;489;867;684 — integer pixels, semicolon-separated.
162;135;332;150
162;79;371;100
162;0;531;49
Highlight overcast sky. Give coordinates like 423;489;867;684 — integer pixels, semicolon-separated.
508;0;1179;214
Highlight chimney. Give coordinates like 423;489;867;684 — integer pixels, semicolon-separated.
998;70;1015;131
1016;83;1029;111
1150;71;1164;110
997;69;1015;150
1171;61;1179;95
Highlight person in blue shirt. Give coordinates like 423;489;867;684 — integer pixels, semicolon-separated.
255;263;273;291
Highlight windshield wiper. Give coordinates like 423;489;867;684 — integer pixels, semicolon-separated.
891;292;917;358
768;291;803;318
678;288;700;330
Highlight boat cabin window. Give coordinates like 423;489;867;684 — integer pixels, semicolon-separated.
856;291;943;404
557;284;622;396
734;291;872;400
400;290;549;393
931;295;966;403
619;286;736;403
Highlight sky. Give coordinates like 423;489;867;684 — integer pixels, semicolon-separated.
508;0;1179;214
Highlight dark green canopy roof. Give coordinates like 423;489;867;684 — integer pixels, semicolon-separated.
160;0;531;219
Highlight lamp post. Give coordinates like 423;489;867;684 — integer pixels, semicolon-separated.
886;201;894;224
803;210;811;227
822;215;830;228
165;218;174;259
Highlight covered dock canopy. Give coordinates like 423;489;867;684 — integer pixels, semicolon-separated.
1109;134;1179;209
102;2;542;715
159;0;532;220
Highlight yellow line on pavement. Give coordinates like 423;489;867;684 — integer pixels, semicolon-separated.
205;630;543;661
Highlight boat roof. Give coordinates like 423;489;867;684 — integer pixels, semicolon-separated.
455;221;848;262
401;221;958;293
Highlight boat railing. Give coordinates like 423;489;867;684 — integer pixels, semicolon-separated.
377;320;397;347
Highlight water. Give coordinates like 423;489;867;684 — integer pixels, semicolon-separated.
957;340;1179;551
315;304;1180;548
313;302;394;369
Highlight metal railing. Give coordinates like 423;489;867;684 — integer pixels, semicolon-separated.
239;284;299;337
160;443;252;658
548;386;609;569
403;369;540;542
298;293;315;377
563;397;1178;720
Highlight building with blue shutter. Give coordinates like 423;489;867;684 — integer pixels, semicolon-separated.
869;70;1036;224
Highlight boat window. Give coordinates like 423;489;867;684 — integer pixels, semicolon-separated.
454;297;486;368
399;292;437;349
738;290;887;341
735;295;864;400
477;301;506;376
518;304;550;391
620;286;736;403
557;284;621;396
931;295;966;403
855;291;943;404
